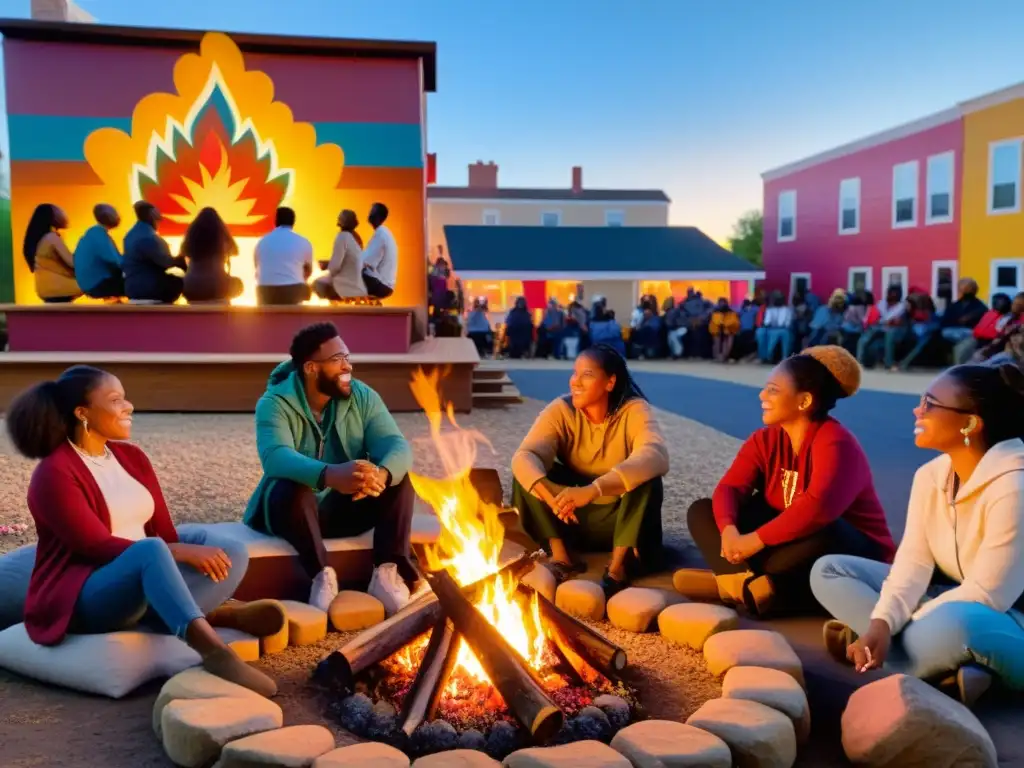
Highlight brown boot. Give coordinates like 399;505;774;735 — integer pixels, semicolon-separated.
742;574;776;618
672;568;720;601
207;599;287;638
715;571;755;607
201;647;278;697
823;619;856;665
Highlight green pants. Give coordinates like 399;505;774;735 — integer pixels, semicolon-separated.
511;463;664;565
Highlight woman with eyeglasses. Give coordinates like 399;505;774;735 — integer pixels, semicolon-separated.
811;363;1024;707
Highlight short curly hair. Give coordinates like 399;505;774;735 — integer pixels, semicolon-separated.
289;322;340;369
800;345;861;397
780;345;862;420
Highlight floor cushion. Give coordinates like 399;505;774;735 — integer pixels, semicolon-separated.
0;545;36;631
0;623;203;698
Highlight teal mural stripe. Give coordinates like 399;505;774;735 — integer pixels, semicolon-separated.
7;116;423;168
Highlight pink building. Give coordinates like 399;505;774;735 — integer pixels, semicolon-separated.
762;110;963;306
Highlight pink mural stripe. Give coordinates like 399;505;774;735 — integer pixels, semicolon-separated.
3;39;423;124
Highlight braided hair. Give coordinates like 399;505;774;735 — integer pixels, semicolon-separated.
945;363;1024;447
579;343;648;414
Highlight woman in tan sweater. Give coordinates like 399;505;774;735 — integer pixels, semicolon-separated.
23;203;82;303
511;345;670;596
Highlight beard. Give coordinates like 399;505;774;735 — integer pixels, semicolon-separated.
316;369;352;399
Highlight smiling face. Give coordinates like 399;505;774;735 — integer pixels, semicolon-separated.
304;336;354;399
759;364;812;426
913;372;979;451
73;374;134;441
569;353;615;410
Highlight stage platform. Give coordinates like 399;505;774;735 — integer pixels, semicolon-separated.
0;304;479;412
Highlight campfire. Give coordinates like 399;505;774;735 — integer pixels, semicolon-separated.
316;369;640;757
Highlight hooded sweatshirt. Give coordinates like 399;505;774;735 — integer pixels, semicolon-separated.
871;438;1024;634
242;361;413;532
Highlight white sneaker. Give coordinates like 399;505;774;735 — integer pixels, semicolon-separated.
310;566;339;613
368;563;411;617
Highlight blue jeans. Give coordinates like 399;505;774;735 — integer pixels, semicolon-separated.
810;554;1024;687
757;327;792;361
70;529;249;639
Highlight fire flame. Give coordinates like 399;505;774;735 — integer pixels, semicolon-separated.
406;368;548;688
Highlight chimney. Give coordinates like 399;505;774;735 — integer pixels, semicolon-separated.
571;166;583;194
426;153;437;185
32;0;95;21
468;161;498;189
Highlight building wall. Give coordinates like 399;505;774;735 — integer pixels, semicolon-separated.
961;94;1024;300
428;199;669;262
4;33;427;306
763;119;962;301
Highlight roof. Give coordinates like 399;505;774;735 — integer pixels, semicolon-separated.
0;18;437;92
429;186;670;203
445;226;762;279
762;77;1024;181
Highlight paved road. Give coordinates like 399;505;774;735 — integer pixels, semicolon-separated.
508;368;924;539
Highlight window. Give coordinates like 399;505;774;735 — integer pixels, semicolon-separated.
838;178;860;234
989;139;1022;214
991;259;1024;301
777;190;796;242
605;210;625;227
789;272;811;300
881;266;909;296
926;151;954;224
892;161;919;228
848;267;873;293
482;209;500;226
541;211;561;227
931;260;958;314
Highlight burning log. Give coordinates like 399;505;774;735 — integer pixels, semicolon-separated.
518;584;627;681
426;568;564;744
317;552;536;689
398;617;460;735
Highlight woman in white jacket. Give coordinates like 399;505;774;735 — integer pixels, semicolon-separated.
810;362;1024;707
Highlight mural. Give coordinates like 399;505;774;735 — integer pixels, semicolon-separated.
5;30;427;306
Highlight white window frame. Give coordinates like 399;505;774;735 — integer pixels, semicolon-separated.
605;210;625;227
892;160;919;229
541;210;562;227
925;151;955;225
777;190;796;242
482;209;500;226
930;259;959;303
838;177;861;235
789;272;812;301
988;139;1023;216
990;258;1024;302
847;266;873;293
881;266;910;296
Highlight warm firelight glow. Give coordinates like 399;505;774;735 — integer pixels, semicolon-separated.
405;368;548;688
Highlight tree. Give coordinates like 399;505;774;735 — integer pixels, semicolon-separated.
728;210;762;268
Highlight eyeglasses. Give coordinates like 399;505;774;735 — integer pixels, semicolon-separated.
311;353;350;365
918;394;973;415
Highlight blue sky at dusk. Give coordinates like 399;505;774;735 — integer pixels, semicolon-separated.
3;0;1024;239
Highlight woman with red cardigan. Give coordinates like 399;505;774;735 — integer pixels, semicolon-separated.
674;346;896;618
6;365;279;696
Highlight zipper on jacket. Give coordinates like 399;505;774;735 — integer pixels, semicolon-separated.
318;433;325;461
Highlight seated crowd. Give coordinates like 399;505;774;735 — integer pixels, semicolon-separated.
3;321;1024;712
462;278;1024;372
21;201;398;306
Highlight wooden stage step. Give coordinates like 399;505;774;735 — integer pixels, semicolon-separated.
472;366;523;407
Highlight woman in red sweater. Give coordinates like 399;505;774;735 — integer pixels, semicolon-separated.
675;346;895;618
6;365;279;696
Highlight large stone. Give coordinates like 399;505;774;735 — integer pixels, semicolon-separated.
328;591;386;631
841;674;997;768
610;720;732;767
606;588;667;633
723;666;810;745
504;740;631;767
414;749;501;767
313;742;410;767
280;600;329;646
658;602;739;650
687;698;796;768
152;667;264;738
161;696;283;768
554;580;606;621
703;630;804;687
216;628;261;662
521;564;557;603
215;725;335;767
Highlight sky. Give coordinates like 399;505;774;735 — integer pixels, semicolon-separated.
3;0;1024;239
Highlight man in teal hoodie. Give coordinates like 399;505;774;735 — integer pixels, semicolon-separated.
244;322;415;613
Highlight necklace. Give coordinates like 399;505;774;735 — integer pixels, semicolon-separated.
781;468;800;509
69;439;113;466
